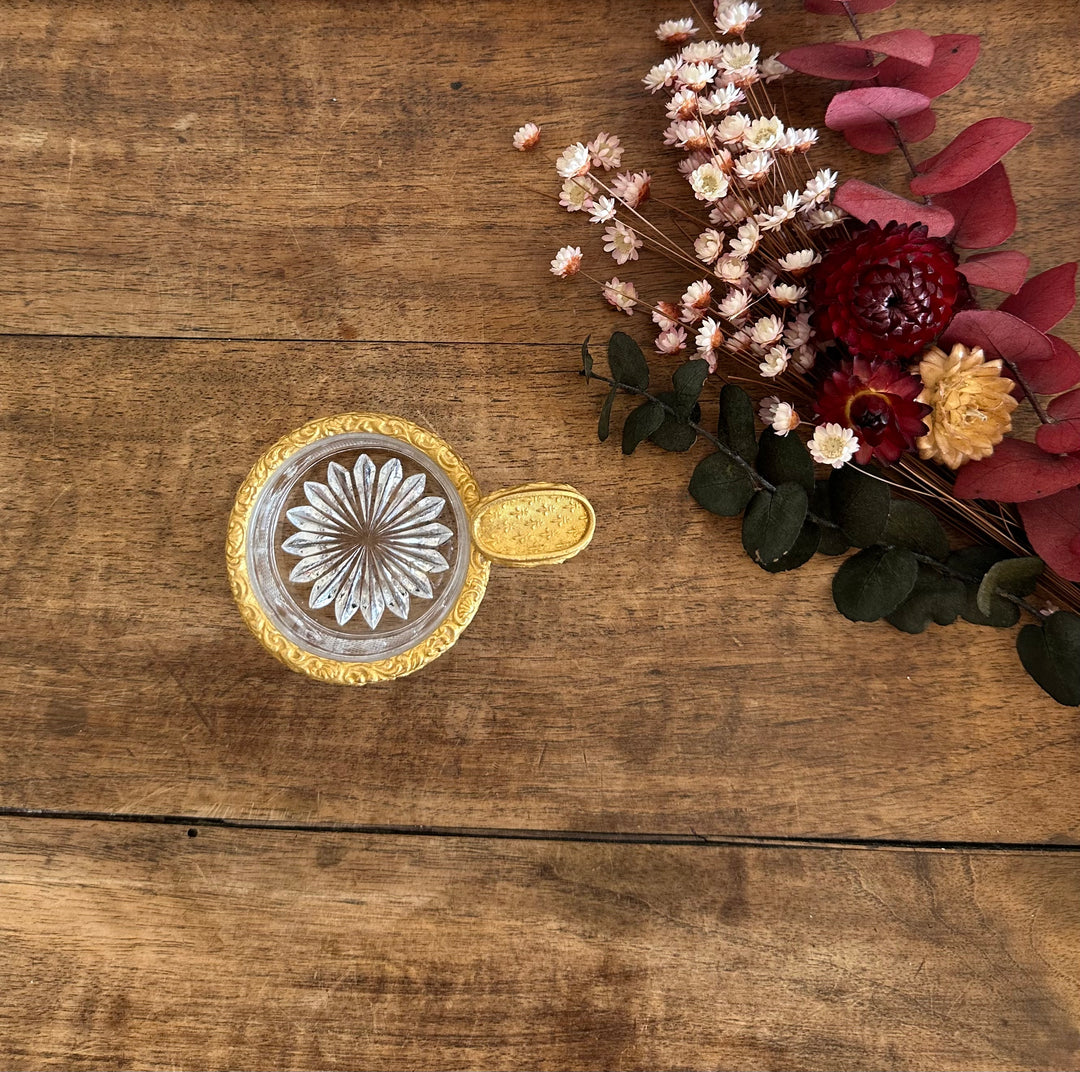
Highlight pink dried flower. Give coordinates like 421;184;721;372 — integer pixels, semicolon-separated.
666;89;699;121
643;58;680;93
610;170;651;208
559;175;598;212
588;196;617;224
652;301;681;332
602;277;638;315
602;221;642;265
655;326;689;354
588;132;623;171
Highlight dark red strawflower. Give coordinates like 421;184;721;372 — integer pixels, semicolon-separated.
812;221;962;361
815;357;931;465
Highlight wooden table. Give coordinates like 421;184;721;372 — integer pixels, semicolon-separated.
1;1;1078;1068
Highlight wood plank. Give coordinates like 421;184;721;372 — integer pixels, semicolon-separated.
1;818;1077;1071
0;0;1075;344
3;336;1079;841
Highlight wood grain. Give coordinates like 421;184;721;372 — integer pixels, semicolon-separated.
0;0;1075;348
3;336;1079;840
1;818;1077;1071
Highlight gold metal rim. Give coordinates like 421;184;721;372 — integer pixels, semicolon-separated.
225;413;491;684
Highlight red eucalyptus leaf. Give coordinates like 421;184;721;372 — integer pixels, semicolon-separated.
1037;336;1080;396
957;251;1030;294
1018;488;1080;581
833;179;954;236
910;118;1032;196
999;263;1078;332
875;34;980;99
941;309;1049;362
1036;389;1080;454
953;438;1080;503
834;30;935;66
804;0;897;12
826;87;931;131
778;43;878;80
842;108;936;154
933;163;1016;249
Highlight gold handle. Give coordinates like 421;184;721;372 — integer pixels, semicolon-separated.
469;483;595;567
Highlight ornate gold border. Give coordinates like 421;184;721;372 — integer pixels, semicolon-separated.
225;413;491;685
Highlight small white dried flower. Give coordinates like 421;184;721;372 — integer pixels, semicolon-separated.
734;149;773;184
758;397;800;436
715;255;749;285
602;277;639;315
750;315;785;348
719;41;760;85
804;205;847;230
751;268;777;295
643;58;681;93
714;113;750;144
680;279;713;323
778;250;820;276
760;53;792;82
742;116;784;151
678;62;718;92
717;287;752;322
757;191;800;232
666;88;700;120
729;219;761;258
715;1;762;36
656;17;698;46
512;122;541;151
695;316;725;354
689;161;730;202
695;228;724;264
655;326;689;353
698;84;745;116
790;127;819;152
758;344;790;378
588;196;617;224
768;282;807;305
588;132;623;171
603;220;643;265
556;142;591;179
681;41;725;64
665;119;712;151
809;423;859;468
550;246;582;278
791;344;817;373
801;169;838;206
784;312;813;348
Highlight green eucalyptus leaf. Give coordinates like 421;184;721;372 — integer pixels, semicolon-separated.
755;428;814;492
650;391;698;452
581;335;593;381
598;385;617;443
607;331;649;389
760;521;821;573
688;452;755;517
948;546;1019;627
882;499;950;561
717;383;758;464
622;400;665;455
833;546;919;622
1017;611;1080;706
885;565;966;634
812;480;849;556
829;464;891;548
742;482;809;566
672;359;710;416
976;556;1044;616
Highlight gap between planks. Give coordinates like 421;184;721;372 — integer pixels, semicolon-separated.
0;806;1076;856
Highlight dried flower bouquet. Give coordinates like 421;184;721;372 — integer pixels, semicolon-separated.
515;0;1080;705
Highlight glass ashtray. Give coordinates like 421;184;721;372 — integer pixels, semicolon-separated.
226;413;595;684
